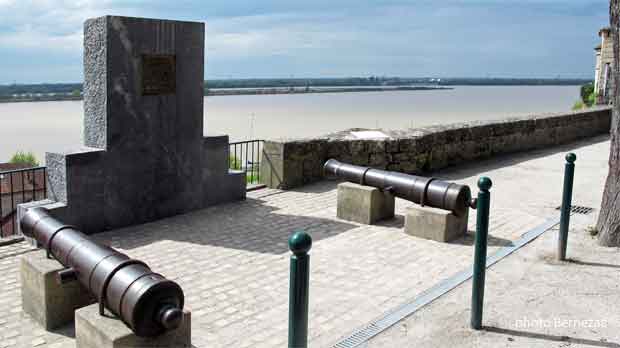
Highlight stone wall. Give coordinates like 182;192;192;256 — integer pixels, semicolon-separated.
260;107;612;189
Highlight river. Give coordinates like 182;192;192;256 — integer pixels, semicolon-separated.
0;85;579;163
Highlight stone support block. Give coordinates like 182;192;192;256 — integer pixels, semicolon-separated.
337;182;395;224
20;250;94;330
75;304;191;348
404;205;468;242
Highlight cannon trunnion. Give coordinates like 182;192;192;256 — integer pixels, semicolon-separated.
21;208;184;337
324;159;473;216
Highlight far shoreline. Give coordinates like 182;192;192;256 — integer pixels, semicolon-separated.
0;85;453;104
206;85;452;97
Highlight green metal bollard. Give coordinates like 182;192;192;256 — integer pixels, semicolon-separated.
558;153;576;261
288;231;312;348
471;177;492;330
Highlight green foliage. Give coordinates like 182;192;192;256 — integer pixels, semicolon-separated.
246;171;259;184
580;83;594;103
229;155;260;184
586;91;597;107
573;83;598;109
9;151;39;167
229;155;242;170
572;100;585;110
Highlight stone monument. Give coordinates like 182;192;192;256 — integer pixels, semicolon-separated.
19;16;245;233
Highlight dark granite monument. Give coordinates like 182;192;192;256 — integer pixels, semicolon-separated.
19;16;245;233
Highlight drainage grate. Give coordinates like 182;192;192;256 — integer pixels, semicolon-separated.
555;205;594;215
333;323;380;348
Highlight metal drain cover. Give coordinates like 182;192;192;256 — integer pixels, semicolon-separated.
555;205;595;215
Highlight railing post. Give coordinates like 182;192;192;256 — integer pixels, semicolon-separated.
288;231;312;348
558;153;576;261
471;176;492;330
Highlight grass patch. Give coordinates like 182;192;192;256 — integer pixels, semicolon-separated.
9;151;39;167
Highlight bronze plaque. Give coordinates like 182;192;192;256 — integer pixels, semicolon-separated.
142;54;176;95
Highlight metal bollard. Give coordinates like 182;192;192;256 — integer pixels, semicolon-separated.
558;153;576;261
471;177;492;330
288;231;312;348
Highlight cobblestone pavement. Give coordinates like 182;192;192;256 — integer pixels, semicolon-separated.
0;135;611;348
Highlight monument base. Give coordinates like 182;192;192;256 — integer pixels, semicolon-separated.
75;304;192;348
21;250;94;330
337;182;395;224
404;205;468;242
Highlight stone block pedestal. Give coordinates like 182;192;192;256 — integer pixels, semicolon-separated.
337;182;395;224
20;250;94;330
404;205;468;242
75;304;192;348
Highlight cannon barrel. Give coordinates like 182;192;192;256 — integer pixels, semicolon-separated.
324;159;472;216
20;208;184;337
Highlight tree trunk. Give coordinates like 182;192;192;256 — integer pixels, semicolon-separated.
597;0;620;247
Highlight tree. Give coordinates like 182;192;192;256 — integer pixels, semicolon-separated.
597;0;620;247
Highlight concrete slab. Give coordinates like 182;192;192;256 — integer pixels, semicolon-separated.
337;182;395;224
20;250;94;330
75;304;191;348
404;205;468;242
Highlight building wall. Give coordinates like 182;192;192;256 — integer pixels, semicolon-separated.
260;107;612;190
596;28;615;104
595;49;601;91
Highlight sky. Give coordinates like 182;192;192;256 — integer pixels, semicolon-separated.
0;0;610;84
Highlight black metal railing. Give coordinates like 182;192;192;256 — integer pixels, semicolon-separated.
229;140;265;189
0;167;47;238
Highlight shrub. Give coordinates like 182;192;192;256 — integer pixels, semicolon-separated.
573;83;597;109
580;82;594;103
586;91;597;107
9;151;39;167
572;100;585;110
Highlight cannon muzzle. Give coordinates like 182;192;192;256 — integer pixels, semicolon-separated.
21;208;184;337
324;159;472;216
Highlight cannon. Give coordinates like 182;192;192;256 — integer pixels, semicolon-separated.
21;208;184;337
324;159;473;216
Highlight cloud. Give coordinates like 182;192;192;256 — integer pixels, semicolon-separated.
0;28;81;52
0;0;147;53
0;0;610;83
